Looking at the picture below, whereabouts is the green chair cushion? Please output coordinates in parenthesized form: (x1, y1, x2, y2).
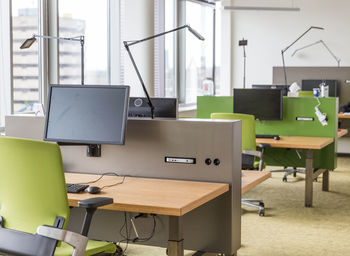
(55, 239, 117, 256)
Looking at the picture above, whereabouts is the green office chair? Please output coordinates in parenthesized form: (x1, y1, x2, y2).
(0, 137, 118, 256)
(211, 113, 270, 216)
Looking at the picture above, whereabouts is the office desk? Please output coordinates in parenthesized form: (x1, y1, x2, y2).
(338, 129, 348, 138)
(65, 173, 229, 256)
(256, 136, 334, 207)
(242, 171, 271, 194)
(338, 112, 350, 119)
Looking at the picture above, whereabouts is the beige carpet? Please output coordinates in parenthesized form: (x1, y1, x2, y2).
(119, 157, 350, 255)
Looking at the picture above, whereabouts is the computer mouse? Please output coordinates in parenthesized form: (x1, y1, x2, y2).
(274, 136, 280, 140)
(87, 186, 101, 194)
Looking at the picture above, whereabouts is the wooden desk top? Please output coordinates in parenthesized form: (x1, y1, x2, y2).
(256, 136, 333, 150)
(338, 129, 348, 138)
(338, 113, 350, 119)
(65, 173, 229, 217)
(242, 171, 271, 194)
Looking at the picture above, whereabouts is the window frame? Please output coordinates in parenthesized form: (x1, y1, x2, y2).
(8, 0, 122, 113)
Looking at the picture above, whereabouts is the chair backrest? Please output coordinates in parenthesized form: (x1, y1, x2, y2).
(299, 91, 314, 97)
(0, 137, 69, 234)
(210, 113, 256, 151)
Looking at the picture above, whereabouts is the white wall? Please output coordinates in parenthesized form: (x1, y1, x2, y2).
(124, 0, 154, 97)
(231, 0, 350, 89)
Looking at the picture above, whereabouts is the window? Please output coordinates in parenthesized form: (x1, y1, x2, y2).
(161, 0, 218, 107)
(11, 0, 39, 113)
(58, 0, 109, 85)
(0, 0, 12, 128)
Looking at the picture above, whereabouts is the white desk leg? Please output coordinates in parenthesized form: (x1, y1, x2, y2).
(305, 149, 314, 207)
(168, 216, 184, 256)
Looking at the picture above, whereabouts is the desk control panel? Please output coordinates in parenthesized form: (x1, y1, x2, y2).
(165, 157, 196, 164)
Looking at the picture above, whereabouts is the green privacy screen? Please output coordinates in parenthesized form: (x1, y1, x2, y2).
(197, 96, 338, 170)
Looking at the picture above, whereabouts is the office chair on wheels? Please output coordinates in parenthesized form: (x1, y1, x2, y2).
(211, 113, 270, 216)
(0, 137, 119, 256)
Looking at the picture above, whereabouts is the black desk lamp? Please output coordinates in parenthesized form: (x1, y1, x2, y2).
(123, 24, 204, 119)
(281, 26, 324, 85)
(20, 34, 85, 85)
(291, 40, 340, 67)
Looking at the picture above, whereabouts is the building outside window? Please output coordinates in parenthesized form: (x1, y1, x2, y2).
(58, 0, 109, 85)
(11, 0, 39, 113)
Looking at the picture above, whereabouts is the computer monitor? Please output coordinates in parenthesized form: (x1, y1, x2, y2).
(44, 85, 130, 145)
(302, 80, 338, 97)
(128, 97, 178, 118)
(252, 84, 289, 96)
(233, 88, 283, 120)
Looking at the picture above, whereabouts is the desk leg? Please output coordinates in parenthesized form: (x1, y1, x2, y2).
(322, 170, 329, 191)
(305, 149, 314, 207)
(168, 216, 184, 256)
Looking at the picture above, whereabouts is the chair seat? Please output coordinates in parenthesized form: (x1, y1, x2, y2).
(55, 239, 117, 256)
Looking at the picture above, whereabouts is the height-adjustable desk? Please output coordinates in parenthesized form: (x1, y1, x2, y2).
(256, 136, 333, 207)
(66, 173, 229, 256)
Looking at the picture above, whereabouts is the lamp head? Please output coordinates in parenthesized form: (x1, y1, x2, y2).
(20, 36, 37, 49)
(311, 26, 324, 30)
(186, 25, 205, 41)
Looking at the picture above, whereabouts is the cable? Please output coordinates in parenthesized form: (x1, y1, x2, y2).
(75, 172, 131, 190)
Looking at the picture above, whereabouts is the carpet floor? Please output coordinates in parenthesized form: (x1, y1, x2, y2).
(118, 157, 350, 256)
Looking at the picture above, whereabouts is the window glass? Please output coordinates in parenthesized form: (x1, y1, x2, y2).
(164, 0, 176, 98)
(184, 1, 214, 104)
(12, 0, 39, 113)
(59, 0, 108, 85)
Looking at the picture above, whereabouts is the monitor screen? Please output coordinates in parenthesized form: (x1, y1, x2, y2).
(252, 84, 289, 96)
(128, 97, 178, 118)
(44, 85, 130, 145)
(233, 88, 283, 120)
(301, 80, 338, 97)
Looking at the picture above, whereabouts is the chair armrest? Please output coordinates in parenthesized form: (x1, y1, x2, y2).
(243, 150, 262, 159)
(257, 143, 271, 149)
(77, 197, 113, 236)
(78, 197, 113, 209)
(36, 226, 88, 256)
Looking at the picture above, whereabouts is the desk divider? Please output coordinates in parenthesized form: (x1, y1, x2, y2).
(197, 96, 338, 170)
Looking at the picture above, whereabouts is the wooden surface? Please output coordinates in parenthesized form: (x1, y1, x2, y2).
(338, 129, 348, 138)
(241, 171, 271, 194)
(65, 173, 229, 216)
(256, 136, 333, 149)
(338, 113, 350, 119)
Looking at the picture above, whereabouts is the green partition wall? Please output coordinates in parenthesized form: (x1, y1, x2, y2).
(197, 96, 339, 170)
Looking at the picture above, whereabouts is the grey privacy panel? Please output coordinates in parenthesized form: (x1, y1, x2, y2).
(273, 66, 350, 106)
(5, 116, 242, 255)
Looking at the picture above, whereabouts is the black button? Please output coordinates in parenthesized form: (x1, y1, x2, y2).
(205, 158, 212, 165)
(213, 159, 220, 166)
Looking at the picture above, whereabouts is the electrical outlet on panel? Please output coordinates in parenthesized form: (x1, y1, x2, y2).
(345, 80, 350, 84)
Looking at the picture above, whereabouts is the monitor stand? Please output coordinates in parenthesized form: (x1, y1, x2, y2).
(87, 144, 101, 157)
(58, 142, 101, 157)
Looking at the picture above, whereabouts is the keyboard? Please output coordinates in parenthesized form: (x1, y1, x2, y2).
(256, 134, 280, 140)
(66, 183, 89, 193)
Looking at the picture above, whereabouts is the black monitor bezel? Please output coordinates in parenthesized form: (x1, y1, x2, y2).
(44, 84, 130, 145)
(233, 88, 283, 121)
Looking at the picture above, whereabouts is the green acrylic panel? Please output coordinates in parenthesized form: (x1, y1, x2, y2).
(197, 96, 338, 170)
(197, 96, 233, 118)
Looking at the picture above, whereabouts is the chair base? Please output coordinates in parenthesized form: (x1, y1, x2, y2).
(270, 167, 305, 182)
(241, 199, 265, 216)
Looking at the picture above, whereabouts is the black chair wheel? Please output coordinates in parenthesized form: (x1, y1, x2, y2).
(293, 172, 297, 177)
(283, 177, 287, 182)
(259, 202, 265, 207)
